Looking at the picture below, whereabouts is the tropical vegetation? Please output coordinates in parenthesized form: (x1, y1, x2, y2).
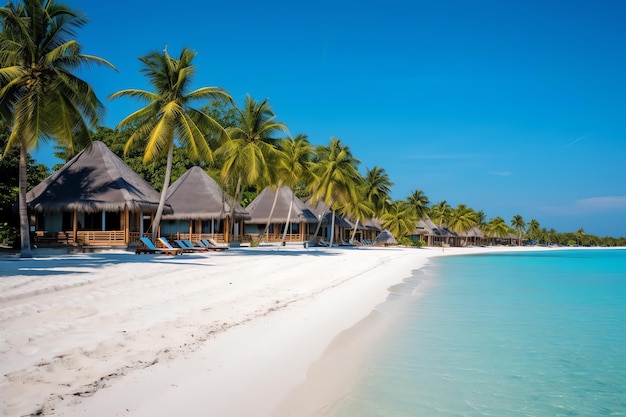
(1, 0, 625, 252)
(0, 0, 115, 256)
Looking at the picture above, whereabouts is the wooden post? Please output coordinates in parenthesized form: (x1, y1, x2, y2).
(72, 208, 78, 244)
(124, 206, 129, 243)
(224, 217, 230, 242)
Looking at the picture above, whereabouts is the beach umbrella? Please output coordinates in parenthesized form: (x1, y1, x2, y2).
(374, 229, 398, 246)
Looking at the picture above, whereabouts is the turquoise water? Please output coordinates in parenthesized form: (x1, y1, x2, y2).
(328, 249, 626, 417)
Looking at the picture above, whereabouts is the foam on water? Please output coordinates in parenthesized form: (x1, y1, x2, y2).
(326, 249, 626, 417)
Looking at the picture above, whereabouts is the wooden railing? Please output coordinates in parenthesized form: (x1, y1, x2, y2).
(163, 233, 227, 244)
(76, 230, 126, 245)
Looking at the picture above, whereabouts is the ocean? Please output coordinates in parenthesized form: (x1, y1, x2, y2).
(326, 249, 626, 417)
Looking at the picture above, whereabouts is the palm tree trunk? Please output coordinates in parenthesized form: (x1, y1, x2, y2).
(279, 194, 294, 247)
(151, 141, 174, 242)
(229, 175, 242, 241)
(19, 144, 33, 258)
(263, 182, 282, 242)
(350, 217, 360, 242)
(329, 209, 336, 247)
(310, 200, 332, 243)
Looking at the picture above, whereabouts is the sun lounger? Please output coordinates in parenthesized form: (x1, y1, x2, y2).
(136, 237, 184, 255)
(158, 237, 196, 253)
(317, 237, 330, 247)
(200, 238, 229, 250)
(175, 239, 209, 252)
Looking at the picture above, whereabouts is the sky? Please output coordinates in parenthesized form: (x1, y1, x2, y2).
(31, 0, 626, 237)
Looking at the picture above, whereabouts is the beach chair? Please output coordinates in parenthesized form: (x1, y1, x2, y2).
(157, 237, 192, 253)
(175, 239, 209, 252)
(136, 237, 184, 255)
(201, 238, 229, 250)
(317, 237, 330, 247)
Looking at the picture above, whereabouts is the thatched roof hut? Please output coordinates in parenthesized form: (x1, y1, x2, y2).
(306, 200, 352, 228)
(244, 186, 318, 243)
(162, 166, 249, 221)
(27, 141, 169, 214)
(246, 186, 317, 224)
(374, 229, 398, 246)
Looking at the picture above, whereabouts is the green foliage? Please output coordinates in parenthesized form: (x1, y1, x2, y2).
(0, 132, 50, 245)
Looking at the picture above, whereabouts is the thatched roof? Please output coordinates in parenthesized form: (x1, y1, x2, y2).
(362, 217, 383, 232)
(306, 200, 352, 228)
(417, 217, 456, 237)
(411, 219, 431, 235)
(374, 229, 398, 245)
(457, 226, 485, 238)
(162, 166, 250, 221)
(27, 141, 170, 214)
(245, 186, 318, 224)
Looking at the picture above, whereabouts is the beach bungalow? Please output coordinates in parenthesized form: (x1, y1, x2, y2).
(160, 166, 250, 243)
(243, 186, 318, 243)
(361, 217, 383, 243)
(27, 141, 169, 247)
(306, 200, 353, 245)
(343, 216, 383, 244)
(456, 226, 488, 247)
(409, 217, 456, 247)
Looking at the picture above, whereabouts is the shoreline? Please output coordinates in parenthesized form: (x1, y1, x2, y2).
(0, 245, 587, 416)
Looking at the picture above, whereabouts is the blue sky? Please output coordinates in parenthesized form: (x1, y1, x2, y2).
(33, 0, 626, 237)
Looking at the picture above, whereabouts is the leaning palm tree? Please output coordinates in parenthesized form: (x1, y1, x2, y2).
(308, 137, 361, 246)
(510, 214, 526, 246)
(0, 0, 115, 257)
(343, 185, 374, 243)
(109, 47, 231, 241)
(216, 95, 288, 239)
(275, 134, 312, 245)
(345, 166, 391, 242)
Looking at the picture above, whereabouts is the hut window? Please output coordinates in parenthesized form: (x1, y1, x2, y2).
(36, 213, 45, 231)
(62, 212, 73, 230)
(83, 212, 102, 230)
(105, 211, 121, 230)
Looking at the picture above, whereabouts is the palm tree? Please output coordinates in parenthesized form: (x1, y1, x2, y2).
(308, 137, 361, 246)
(0, 0, 115, 257)
(345, 166, 392, 242)
(407, 189, 430, 220)
(448, 204, 478, 245)
(526, 219, 540, 244)
(363, 166, 393, 215)
(110, 47, 231, 241)
(217, 95, 287, 239)
(429, 200, 452, 245)
(510, 214, 526, 246)
(276, 134, 312, 245)
(380, 200, 417, 241)
(576, 227, 585, 246)
(486, 216, 509, 245)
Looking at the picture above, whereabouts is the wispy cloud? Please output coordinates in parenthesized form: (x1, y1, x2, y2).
(541, 196, 626, 215)
(565, 135, 588, 147)
(488, 171, 511, 176)
(575, 196, 626, 211)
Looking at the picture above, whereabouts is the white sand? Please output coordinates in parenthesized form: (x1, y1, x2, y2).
(0, 244, 551, 417)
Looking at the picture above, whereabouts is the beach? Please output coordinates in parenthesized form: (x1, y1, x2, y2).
(0, 244, 547, 417)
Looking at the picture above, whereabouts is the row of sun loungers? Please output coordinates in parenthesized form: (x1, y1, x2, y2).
(135, 237, 229, 255)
